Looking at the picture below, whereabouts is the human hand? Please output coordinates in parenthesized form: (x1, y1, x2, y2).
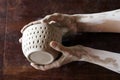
(20, 38, 120, 73)
(19, 29, 83, 71)
(42, 13, 77, 32)
(30, 41, 85, 71)
(21, 13, 77, 33)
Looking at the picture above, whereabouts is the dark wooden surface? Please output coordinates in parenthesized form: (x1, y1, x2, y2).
(0, 0, 120, 80)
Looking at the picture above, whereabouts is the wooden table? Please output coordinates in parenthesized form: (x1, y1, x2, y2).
(0, 0, 120, 80)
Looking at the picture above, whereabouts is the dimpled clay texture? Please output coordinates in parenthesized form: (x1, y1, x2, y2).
(22, 22, 62, 65)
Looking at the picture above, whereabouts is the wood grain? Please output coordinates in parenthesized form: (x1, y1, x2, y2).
(2, 0, 120, 80)
(0, 0, 6, 79)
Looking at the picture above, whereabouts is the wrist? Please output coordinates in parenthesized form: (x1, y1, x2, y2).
(68, 45, 90, 61)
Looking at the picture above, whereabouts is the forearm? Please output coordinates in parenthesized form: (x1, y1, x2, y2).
(72, 9, 120, 32)
(77, 45, 120, 73)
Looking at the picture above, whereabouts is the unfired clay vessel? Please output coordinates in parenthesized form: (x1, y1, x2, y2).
(22, 21, 62, 65)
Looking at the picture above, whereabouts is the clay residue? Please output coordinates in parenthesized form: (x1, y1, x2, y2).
(88, 53, 119, 68)
(80, 47, 119, 68)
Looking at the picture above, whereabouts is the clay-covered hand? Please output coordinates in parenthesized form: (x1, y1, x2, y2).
(30, 41, 84, 71)
(42, 13, 77, 32)
(21, 13, 77, 33)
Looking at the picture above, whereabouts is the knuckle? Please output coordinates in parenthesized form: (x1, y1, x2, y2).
(45, 15, 51, 19)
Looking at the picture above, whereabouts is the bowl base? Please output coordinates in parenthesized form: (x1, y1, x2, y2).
(29, 51, 54, 65)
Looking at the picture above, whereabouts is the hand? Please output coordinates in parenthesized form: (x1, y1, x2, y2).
(21, 13, 77, 33)
(42, 13, 77, 32)
(30, 41, 85, 71)
(19, 34, 83, 71)
(20, 39, 120, 73)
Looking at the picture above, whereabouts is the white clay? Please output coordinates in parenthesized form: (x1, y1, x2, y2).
(79, 46, 120, 74)
(22, 22, 62, 65)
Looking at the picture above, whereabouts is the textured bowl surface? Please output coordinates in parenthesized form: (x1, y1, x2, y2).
(22, 23, 62, 64)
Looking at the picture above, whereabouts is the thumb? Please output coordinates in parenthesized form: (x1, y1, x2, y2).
(49, 41, 68, 53)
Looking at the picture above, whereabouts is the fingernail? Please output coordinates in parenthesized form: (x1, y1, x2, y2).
(51, 41, 57, 48)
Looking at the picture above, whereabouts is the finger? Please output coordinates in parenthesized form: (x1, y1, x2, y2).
(30, 63, 40, 69)
(31, 55, 65, 71)
(31, 54, 71, 71)
(42, 15, 52, 23)
(30, 63, 54, 71)
(42, 13, 63, 23)
(49, 41, 68, 53)
(30, 63, 46, 71)
(43, 55, 65, 70)
(43, 62, 59, 70)
(21, 20, 41, 33)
